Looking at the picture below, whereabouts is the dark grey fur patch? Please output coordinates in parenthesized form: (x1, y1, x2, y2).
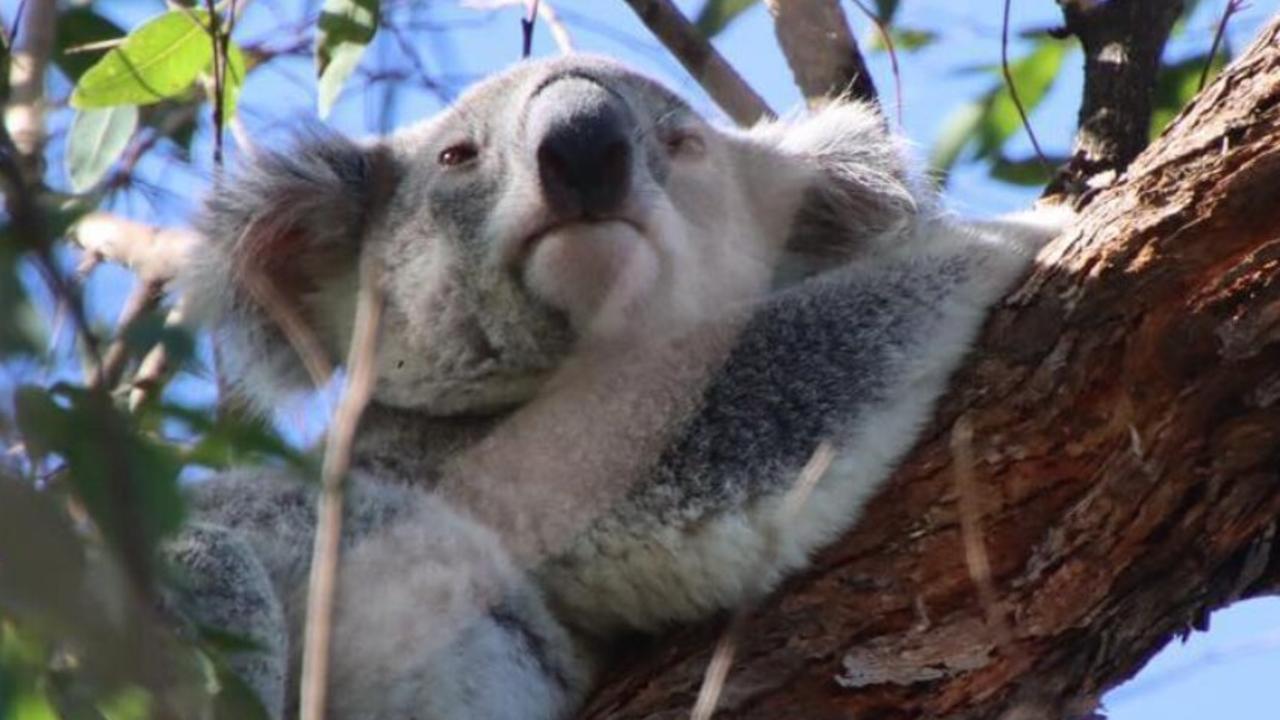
(634, 256, 971, 520)
(489, 600, 572, 693)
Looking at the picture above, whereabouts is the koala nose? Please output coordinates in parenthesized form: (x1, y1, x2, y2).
(530, 78, 633, 217)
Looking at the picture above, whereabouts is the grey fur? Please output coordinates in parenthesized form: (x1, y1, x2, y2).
(172, 55, 1069, 718)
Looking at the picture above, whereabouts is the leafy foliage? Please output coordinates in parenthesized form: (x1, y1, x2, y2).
(70, 10, 219, 109)
(929, 37, 1067, 183)
(65, 106, 139, 192)
(695, 0, 759, 38)
(316, 0, 380, 118)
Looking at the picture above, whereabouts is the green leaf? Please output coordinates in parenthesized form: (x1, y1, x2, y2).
(928, 100, 983, 182)
(974, 38, 1067, 157)
(70, 10, 214, 109)
(65, 106, 139, 192)
(97, 686, 151, 720)
(316, 0, 379, 119)
(865, 27, 938, 53)
(54, 7, 126, 82)
(158, 403, 311, 472)
(15, 386, 187, 561)
(1151, 53, 1226, 138)
(694, 0, 759, 38)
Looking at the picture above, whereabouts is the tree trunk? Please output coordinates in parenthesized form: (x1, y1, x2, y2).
(581, 15, 1280, 720)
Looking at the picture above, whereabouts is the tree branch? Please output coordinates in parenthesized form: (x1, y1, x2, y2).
(1050, 0, 1184, 196)
(765, 0, 878, 107)
(4, 0, 55, 184)
(584, 13, 1280, 719)
(621, 0, 773, 125)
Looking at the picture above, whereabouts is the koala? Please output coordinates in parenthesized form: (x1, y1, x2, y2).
(175, 54, 1067, 719)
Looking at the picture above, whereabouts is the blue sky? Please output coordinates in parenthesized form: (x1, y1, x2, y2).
(5, 0, 1278, 717)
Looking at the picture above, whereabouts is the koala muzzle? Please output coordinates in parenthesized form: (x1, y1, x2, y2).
(529, 77, 634, 219)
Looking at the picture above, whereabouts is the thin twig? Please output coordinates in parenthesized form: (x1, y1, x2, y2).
(72, 212, 201, 283)
(620, 0, 773, 125)
(1001, 0, 1050, 169)
(690, 442, 836, 719)
(89, 278, 166, 392)
(129, 298, 191, 412)
(6, 0, 54, 184)
(204, 0, 229, 167)
(1200, 0, 1248, 91)
(465, 0, 573, 54)
(2, 0, 27, 54)
(849, 0, 903, 124)
(522, 0, 540, 58)
(298, 258, 384, 720)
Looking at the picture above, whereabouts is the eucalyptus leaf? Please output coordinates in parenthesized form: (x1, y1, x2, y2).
(316, 0, 379, 118)
(694, 0, 759, 38)
(65, 106, 139, 192)
(53, 7, 126, 82)
(16, 386, 186, 561)
(70, 10, 214, 109)
(866, 27, 937, 53)
(975, 38, 1067, 157)
(928, 100, 983, 182)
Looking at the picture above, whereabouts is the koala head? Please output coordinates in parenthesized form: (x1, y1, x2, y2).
(184, 55, 920, 416)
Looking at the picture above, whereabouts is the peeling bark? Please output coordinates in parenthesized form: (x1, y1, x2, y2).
(582, 14, 1280, 720)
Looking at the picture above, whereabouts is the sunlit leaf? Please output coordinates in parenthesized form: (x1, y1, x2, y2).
(98, 686, 151, 720)
(70, 10, 214, 109)
(865, 27, 937, 53)
(65, 105, 139, 192)
(928, 100, 983, 182)
(975, 38, 1067, 157)
(316, 0, 379, 118)
(694, 0, 760, 38)
(157, 403, 312, 472)
(54, 7, 126, 82)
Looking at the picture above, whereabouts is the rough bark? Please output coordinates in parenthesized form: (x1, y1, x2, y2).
(582, 14, 1280, 720)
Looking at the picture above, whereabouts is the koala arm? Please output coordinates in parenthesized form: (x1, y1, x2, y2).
(541, 210, 1061, 635)
(163, 522, 288, 719)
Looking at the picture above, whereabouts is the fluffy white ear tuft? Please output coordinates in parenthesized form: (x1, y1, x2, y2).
(748, 101, 928, 264)
(179, 131, 400, 413)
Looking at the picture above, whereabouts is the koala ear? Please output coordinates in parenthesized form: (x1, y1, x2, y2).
(182, 130, 400, 411)
(749, 101, 924, 264)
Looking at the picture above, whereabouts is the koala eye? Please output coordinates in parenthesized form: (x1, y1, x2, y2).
(438, 142, 479, 167)
(663, 129, 706, 160)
